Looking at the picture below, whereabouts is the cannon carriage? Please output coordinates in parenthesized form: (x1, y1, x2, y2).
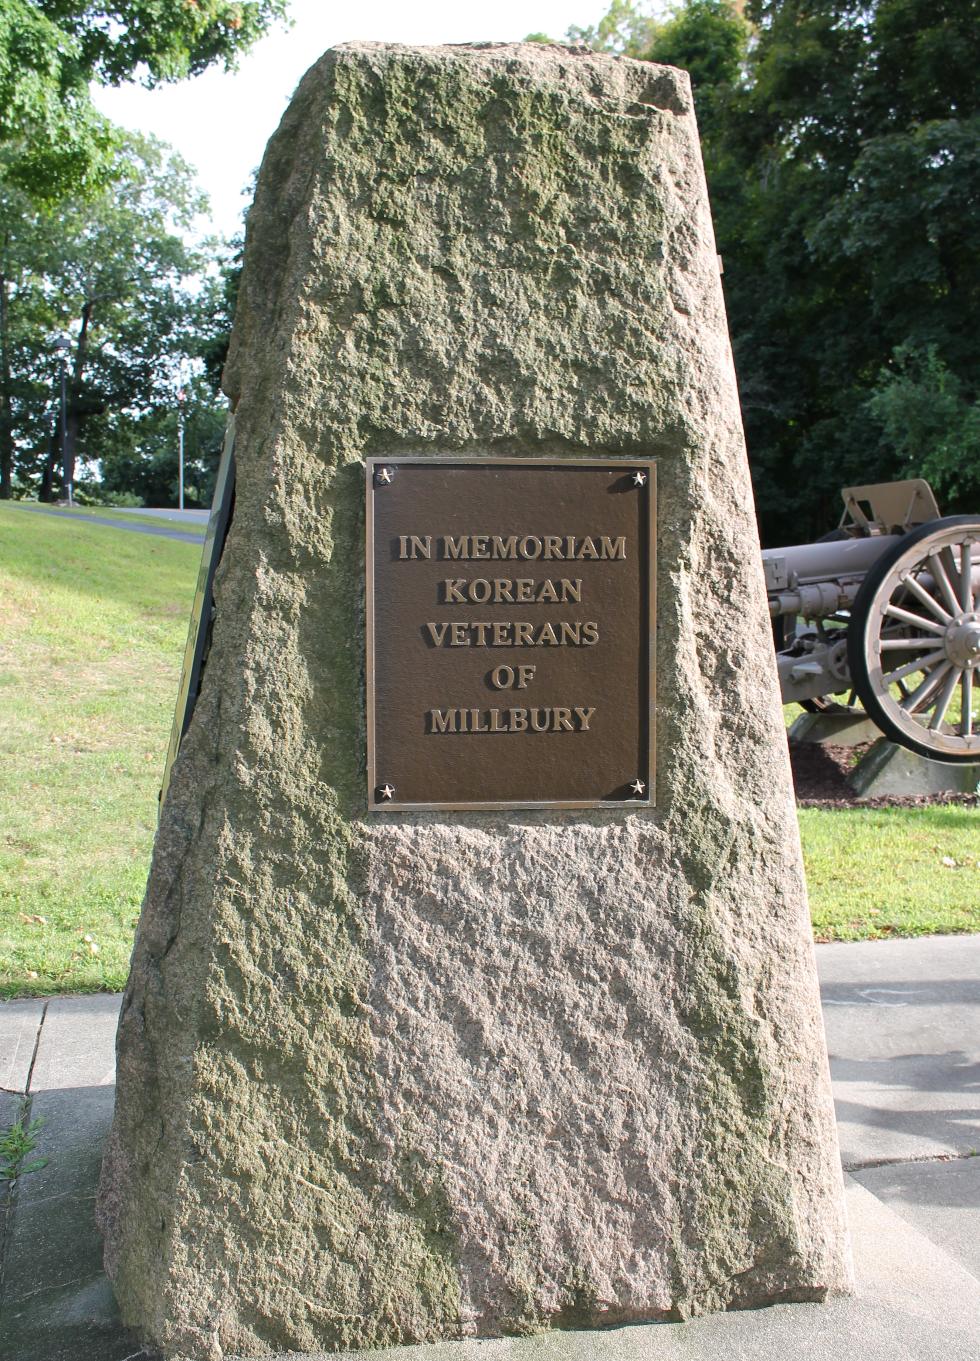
(765, 480, 980, 764)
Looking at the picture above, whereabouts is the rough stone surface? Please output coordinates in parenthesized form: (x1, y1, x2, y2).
(98, 41, 850, 1360)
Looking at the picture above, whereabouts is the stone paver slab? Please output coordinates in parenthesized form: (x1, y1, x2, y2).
(15, 1085, 115, 1206)
(0, 1086, 23, 1131)
(0, 997, 46, 1092)
(852, 1156, 980, 1280)
(2, 1191, 104, 1303)
(816, 936, 980, 1167)
(0, 1274, 153, 1361)
(29, 994, 121, 1093)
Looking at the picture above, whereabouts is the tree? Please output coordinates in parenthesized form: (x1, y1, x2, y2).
(566, 0, 660, 54)
(526, 0, 658, 53)
(561, 0, 980, 542)
(0, 133, 228, 501)
(96, 374, 228, 507)
(867, 345, 980, 504)
(720, 0, 980, 539)
(0, 0, 288, 201)
(646, 0, 748, 142)
(0, 1, 112, 202)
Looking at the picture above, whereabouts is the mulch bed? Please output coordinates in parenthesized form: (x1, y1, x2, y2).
(789, 739, 979, 810)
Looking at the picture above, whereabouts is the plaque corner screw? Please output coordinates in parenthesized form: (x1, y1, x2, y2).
(632, 470, 647, 487)
(629, 778, 646, 797)
(375, 466, 394, 486)
(378, 783, 395, 801)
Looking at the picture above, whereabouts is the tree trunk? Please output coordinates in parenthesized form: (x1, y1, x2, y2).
(63, 407, 81, 495)
(0, 272, 12, 499)
(61, 300, 93, 496)
(39, 420, 58, 501)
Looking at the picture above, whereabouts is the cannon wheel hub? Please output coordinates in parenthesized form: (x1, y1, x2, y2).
(944, 614, 980, 669)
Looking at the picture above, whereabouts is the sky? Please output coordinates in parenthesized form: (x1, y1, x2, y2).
(92, 0, 598, 241)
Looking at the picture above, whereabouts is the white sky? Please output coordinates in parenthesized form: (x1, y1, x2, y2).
(92, 1, 598, 240)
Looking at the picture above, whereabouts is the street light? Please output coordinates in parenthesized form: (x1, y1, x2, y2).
(54, 336, 72, 505)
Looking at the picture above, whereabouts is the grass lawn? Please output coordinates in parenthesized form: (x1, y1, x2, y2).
(0, 504, 196, 999)
(803, 805, 978, 941)
(0, 503, 977, 998)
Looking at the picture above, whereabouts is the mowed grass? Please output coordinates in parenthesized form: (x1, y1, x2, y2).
(802, 805, 978, 941)
(0, 504, 197, 998)
(0, 504, 977, 998)
(783, 705, 979, 937)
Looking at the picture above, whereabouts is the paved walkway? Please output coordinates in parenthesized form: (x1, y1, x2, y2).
(1, 936, 978, 1360)
(5, 503, 206, 544)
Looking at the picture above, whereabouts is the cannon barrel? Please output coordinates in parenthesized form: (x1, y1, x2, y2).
(764, 535, 901, 619)
(766, 536, 980, 620)
(767, 495, 979, 764)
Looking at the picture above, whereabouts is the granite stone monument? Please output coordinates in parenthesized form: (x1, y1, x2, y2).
(98, 40, 851, 1360)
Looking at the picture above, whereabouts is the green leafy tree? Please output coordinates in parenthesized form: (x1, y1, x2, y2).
(646, 0, 749, 139)
(566, 0, 660, 53)
(197, 240, 244, 399)
(0, 175, 57, 496)
(0, 134, 228, 502)
(96, 374, 228, 507)
(867, 345, 980, 503)
(559, 0, 979, 541)
(0, 2, 113, 201)
(719, 0, 980, 539)
(0, 0, 289, 201)
(525, 0, 658, 53)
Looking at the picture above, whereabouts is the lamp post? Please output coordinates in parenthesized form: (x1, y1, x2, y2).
(54, 336, 72, 504)
(177, 386, 186, 511)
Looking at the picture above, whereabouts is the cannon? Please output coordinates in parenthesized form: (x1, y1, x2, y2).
(766, 480, 980, 764)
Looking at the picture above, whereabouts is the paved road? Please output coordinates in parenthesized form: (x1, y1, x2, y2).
(1, 935, 978, 1361)
(108, 507, 210, 525)
(4, 503, 206, 544)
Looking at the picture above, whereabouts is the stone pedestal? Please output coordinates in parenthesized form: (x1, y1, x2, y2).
(849, 739, 980, 799)
(789, 710, 881, 747)
(98, 42, 850, 1360)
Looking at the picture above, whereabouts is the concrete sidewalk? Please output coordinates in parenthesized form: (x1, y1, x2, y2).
(2, 936, 978, 1361)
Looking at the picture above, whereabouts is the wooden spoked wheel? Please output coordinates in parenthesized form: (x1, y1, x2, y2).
(848, 517, 980, 763)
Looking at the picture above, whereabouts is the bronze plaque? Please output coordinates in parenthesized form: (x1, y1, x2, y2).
(366, 458, 656, 811)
